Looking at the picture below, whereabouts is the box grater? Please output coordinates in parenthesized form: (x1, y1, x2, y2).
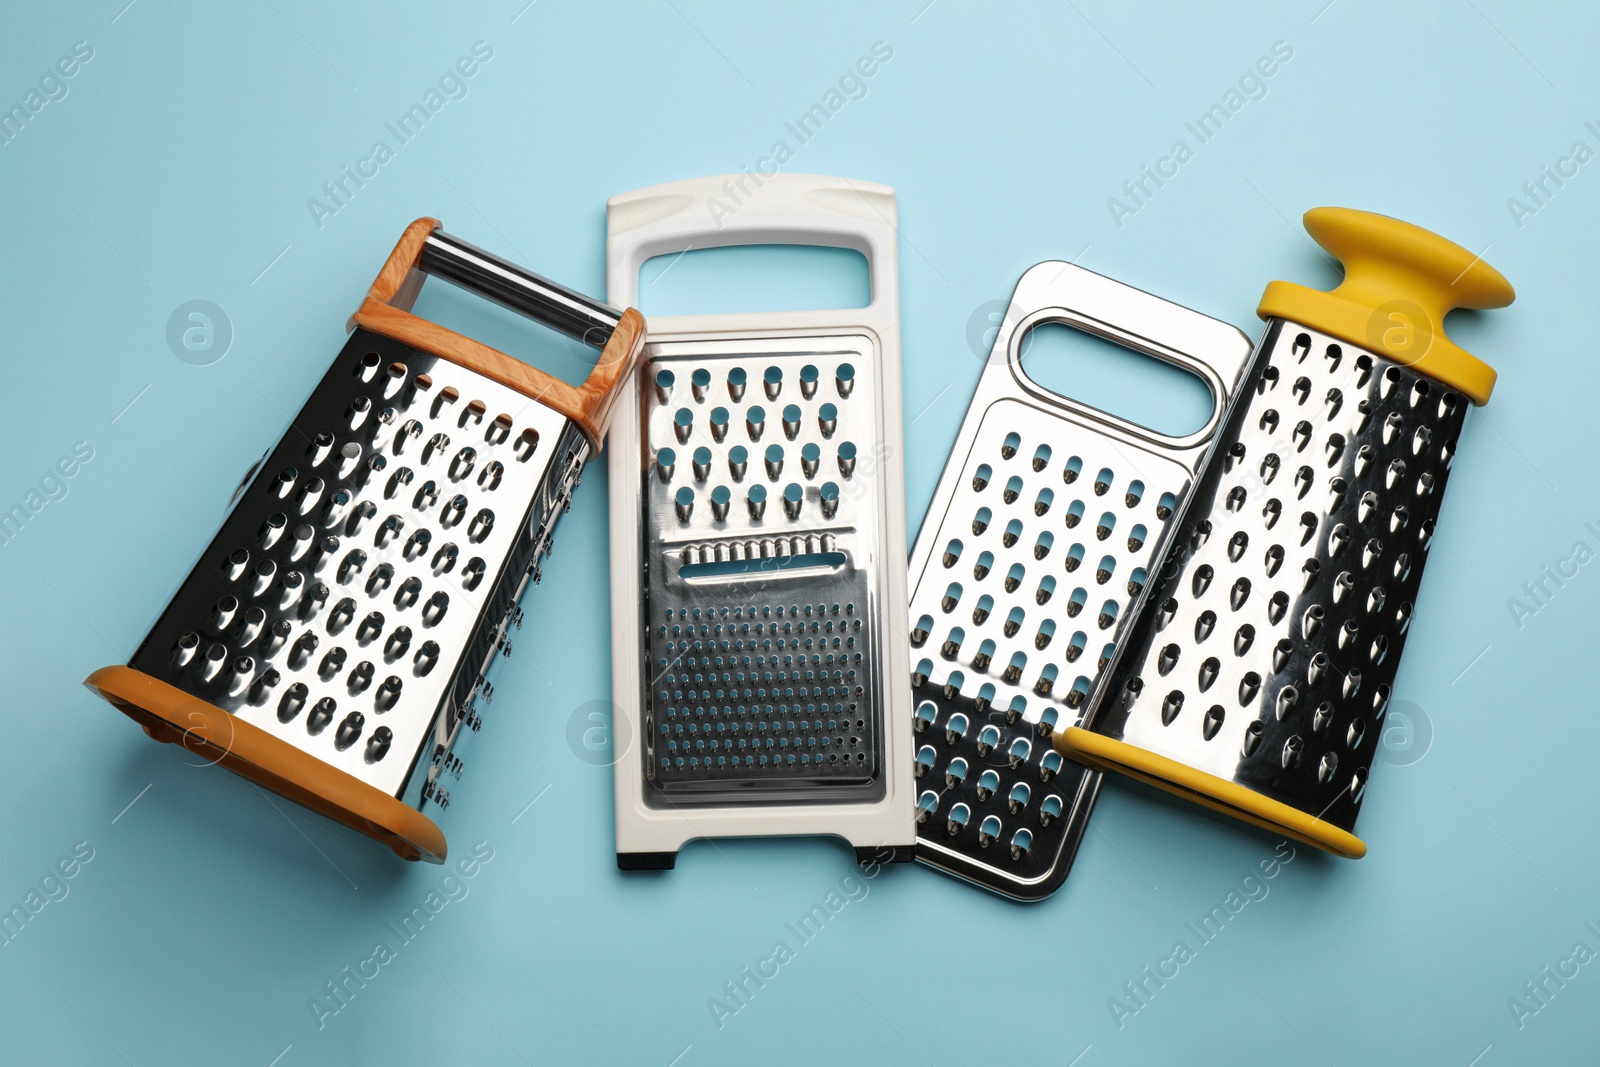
(907, 262, 1254, 899)
(85, 218, 645, 863)
(605, 174, 915, 869)
(1061, 208, 1514, 857)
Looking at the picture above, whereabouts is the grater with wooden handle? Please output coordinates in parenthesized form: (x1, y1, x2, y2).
(907, 262, 1254, 898)
(1060, 208, 1514, 857)
(86, 219, 645, 863)
(606, 174, 916, 870)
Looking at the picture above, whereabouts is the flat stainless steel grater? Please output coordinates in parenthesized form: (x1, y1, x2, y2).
(907, 263, 1254, 899)
(86, 218, 645, 863)
(1061, 208, 1514, 857)
(606, 174, 915, 870)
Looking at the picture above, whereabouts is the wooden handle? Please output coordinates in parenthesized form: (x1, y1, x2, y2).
(575, 307, 644, 446)
(349, 217, 646, 450)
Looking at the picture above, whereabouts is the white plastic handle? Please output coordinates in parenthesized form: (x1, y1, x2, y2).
(605, 173, 898, 315)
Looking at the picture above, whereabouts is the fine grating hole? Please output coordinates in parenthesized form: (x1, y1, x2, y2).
(365, 726, 393, 763)
(430, 385, 460, 419)
(942, 538, 963, 568)
(420, 591, 449, 627)
(1040, 794, 1063, 825)
(1004, 564, 1025, 595)
(515, 428, 540, 462)
(973, 550, 994, 581)
(393, 576, 421, 610)
(467, 508, 495, 543)
(449, 447, 476, 482)
(278, 682, 308, 723)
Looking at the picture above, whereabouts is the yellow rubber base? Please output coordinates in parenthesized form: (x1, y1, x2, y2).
(1058, 726, 1367, 859)
(86, 666, 446, 863)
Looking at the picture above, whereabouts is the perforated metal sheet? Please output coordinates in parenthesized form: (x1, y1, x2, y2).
(639, 337, 888, 802)
(905, 262, 1253, 898)
(908, 403, 1194, 882)
(130, 328, 585, 810)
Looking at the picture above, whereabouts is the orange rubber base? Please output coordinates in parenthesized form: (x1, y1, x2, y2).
(85, 666, 446, 863)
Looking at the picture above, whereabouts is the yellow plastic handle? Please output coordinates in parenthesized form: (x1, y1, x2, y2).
(1257, 207, 1514, 404)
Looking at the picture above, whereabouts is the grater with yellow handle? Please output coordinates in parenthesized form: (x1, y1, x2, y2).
(1060, 208, 1514, 857)
(85, 219, 645, 863)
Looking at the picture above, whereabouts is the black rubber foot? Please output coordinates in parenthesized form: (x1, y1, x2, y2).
(617, 851, 677, 871)
(855, 844, 916, 866)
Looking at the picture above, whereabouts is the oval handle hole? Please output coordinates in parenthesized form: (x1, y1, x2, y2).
(1017, 321, 1215, 437)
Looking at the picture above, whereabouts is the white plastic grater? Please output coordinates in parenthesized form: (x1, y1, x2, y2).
(87, 219, 644, 863)
(605, 174, 915, 870)
(906, 262, 1253, 898)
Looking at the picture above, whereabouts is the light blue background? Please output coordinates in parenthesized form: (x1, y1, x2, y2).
(2, 1, 1595, 1063)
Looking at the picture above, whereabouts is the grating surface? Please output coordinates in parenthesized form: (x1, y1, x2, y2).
(130, 328, 585, 805)
(900, 260, 1257, 897)
(640, 338, 888, 799)
(1089, 322, 1468, 831)
(907, 399, 1193, 895)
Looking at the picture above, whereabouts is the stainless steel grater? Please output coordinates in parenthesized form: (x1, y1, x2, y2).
(641, 342, 885, 800)
(906, 263, 1253, 899)
(1061, 208, 1514, 857)
(606, 174, 915, 869)
(87, 218, 645, 863)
